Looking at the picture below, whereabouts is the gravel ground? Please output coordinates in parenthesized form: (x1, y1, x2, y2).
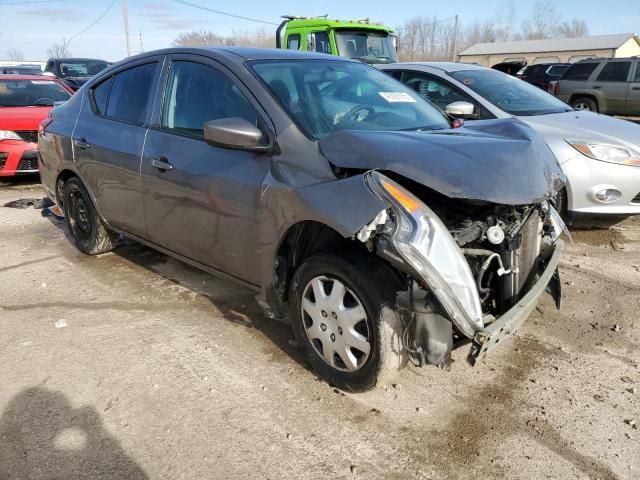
(1, 178, 639, 480)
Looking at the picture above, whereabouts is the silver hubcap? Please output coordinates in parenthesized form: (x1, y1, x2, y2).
(301, 276, 371, 372)
(574, 102, 590, 110)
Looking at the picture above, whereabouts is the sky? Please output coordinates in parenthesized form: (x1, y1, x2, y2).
(2, 0, 639, 61)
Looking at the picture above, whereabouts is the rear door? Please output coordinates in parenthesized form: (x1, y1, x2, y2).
(594, 60, 632, 115)
(627, 60, 640, 116)
(140, 55, 272, 283)
(72, 58, 162, 236)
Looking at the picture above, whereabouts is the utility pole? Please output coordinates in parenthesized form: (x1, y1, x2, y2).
(451, 14, 459, 62)
(121, 0, 131, 57)
(139, 30, 144, 53)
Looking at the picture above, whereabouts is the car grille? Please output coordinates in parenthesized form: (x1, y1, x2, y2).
(15, 130, 38, 143)
(17, 150, 39, 172)
(631, 193, 640, 205)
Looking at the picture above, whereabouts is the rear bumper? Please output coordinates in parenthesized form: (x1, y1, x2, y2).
(0, 140, 39, 177)
(468, 239, 564, 364)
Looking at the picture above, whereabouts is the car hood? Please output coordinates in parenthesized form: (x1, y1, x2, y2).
(520, 110, 640, 151)
(318, 118, 564, 205)
(0, 106, 52, 130)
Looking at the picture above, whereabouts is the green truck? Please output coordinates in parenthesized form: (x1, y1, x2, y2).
(276, 15, 398, 64)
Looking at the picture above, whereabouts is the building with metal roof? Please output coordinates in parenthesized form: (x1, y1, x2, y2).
(458, 33, 640, 66)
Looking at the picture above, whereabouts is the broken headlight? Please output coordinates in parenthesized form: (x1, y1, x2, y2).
(364, 171, 484, 337)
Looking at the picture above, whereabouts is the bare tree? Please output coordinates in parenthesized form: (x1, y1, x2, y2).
(6, 49, 25, 61)
(557, 18, 589, 38)
(521, 0, 561, 40)
(172, 30, 225, 47)
(46, 41, 71, 59)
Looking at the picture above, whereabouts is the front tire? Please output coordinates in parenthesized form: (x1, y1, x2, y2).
(62, 177, 118, 255)
(289, 253, 406, 392)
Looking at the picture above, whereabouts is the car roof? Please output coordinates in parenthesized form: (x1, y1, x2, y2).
(0, 74, 63, 81)
(382, 62, 489, 73)
(49, 57, 109, 62)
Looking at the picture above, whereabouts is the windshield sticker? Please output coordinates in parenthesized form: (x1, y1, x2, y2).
(31, 80, 57, 85)
(378, 92, 416, 103)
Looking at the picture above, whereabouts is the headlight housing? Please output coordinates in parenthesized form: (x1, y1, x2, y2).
(566, 139, 640, 166)
(0, 130, 22, 141)
(364, 171, 484, 337)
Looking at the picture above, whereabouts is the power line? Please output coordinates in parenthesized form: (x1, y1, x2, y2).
(66, 0, 117, 45)
(170, 0, 279, 26)
(0, 0, 59, 4)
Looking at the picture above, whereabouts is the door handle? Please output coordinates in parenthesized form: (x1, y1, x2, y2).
(150, 157, 173, 171)
(632, 86, 640, 90)
(73, 137, 91, 149)
(592, 85, 601, 89)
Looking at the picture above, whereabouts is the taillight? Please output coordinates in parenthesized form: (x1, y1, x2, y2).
(548, 81, 560, 95)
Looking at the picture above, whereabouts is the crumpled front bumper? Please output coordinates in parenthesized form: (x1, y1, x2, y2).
(467, 239, 564, 365)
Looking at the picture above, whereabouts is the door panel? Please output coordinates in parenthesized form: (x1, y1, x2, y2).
(141, 58, 271, 284)
(73, 60, 161, 236)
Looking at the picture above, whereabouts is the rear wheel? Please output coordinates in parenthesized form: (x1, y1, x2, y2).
(62, 177, 118, 255)
(289, 253, 406, 392)
(570, 97, 598, 112)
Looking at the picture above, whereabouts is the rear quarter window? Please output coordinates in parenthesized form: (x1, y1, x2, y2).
(596, 61, 631, 82)
(561, 62, 598, 81)
(91, 77, 113, 115)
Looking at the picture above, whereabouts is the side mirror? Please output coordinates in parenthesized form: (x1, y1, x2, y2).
(445, 101, 478, 120)
(203, 118, 268, 152)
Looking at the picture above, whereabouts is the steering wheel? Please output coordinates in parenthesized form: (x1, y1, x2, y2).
(34, 97, 55, 106)
(337, 104, 375, 126)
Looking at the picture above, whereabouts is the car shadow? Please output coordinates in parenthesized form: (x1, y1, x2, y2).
(0, 387, 148, 479)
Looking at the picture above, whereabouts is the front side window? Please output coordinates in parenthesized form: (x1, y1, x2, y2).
(597, 62, 631, 82)
(162, 61, 257, 138)
(402, 72, 470, 110)
(286, 34, 300, 50)
(0, 79, 71, 107)
(106, 62, 157, 124)
(450, 69, 571, 116)
(252, 60, 449, 139)
(310, 31, 331, 54)
(562, 62, 598, 81)
(334, 30, 398, 63)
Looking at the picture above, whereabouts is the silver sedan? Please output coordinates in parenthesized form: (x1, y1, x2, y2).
(379, 62, 640, 217)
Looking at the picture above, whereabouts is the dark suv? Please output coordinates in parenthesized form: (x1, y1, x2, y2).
(39, 47, 564, 391)
(550, 58, 640, 115)
(519, 63, 570, 90)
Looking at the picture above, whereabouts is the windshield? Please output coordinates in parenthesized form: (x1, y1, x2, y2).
(59, 61, 108, 78)
(0, 79, 71, 107)
(335, 30, 398, 63)
(252, 60, 450, 139)
(450, 69, 572, 116)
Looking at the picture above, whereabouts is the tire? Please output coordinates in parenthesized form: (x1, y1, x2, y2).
(62, 177, 118, 255)
(553, 187, 568, 220)
(570, 97, 598, 112)
(289, 253, 406, 392)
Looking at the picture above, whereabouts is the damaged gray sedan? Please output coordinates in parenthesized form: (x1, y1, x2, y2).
(39, 48, 566, 391)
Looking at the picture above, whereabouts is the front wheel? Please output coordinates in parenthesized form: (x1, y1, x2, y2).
(289, 253, 406, 392)
(62, 177, 118, 255)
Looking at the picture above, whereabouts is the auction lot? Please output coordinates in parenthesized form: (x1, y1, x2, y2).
(0, 177, 639, 479)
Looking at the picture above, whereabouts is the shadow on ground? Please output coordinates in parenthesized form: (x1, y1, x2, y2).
(0, 387, 148, 480)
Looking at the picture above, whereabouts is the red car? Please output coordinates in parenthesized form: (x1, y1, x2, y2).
(0, 75, 73, 177)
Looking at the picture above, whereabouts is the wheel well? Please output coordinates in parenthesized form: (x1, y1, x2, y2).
(268, 221, 374, 318)
(568, 94, 598, 109)
(55, 169, 78, 205)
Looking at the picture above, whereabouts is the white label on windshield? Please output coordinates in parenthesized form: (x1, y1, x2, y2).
(378, 92, 416, 103)
(31, 80, 56, 85)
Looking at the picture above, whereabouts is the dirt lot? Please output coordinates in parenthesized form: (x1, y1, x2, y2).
(1, 178, 639, 480)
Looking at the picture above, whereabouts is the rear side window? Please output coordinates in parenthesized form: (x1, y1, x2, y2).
(286, 34, 300, 50)
(92, 76, 113, 114)
(562, 62, 598, 81)
(161, 61, 257, 138)
(105, 62, 157, 124)
(547, 65, 568, 76)
(597, 61, 631, 82)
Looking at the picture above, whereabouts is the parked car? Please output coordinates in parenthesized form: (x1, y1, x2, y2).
(380, 62, 640, 218)
(40, 48, 564, 391)
(548, 58, 640, 115)
(519, 63, 570, 90)
(491, 60, 527, 76)
(0, 65, 42, 75)
(0, 75, 72, 177)
(44, 57, 110, 91)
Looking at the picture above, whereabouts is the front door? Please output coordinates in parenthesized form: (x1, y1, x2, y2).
(141, 56, 272, 284)
(72, 59, 161, 236)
